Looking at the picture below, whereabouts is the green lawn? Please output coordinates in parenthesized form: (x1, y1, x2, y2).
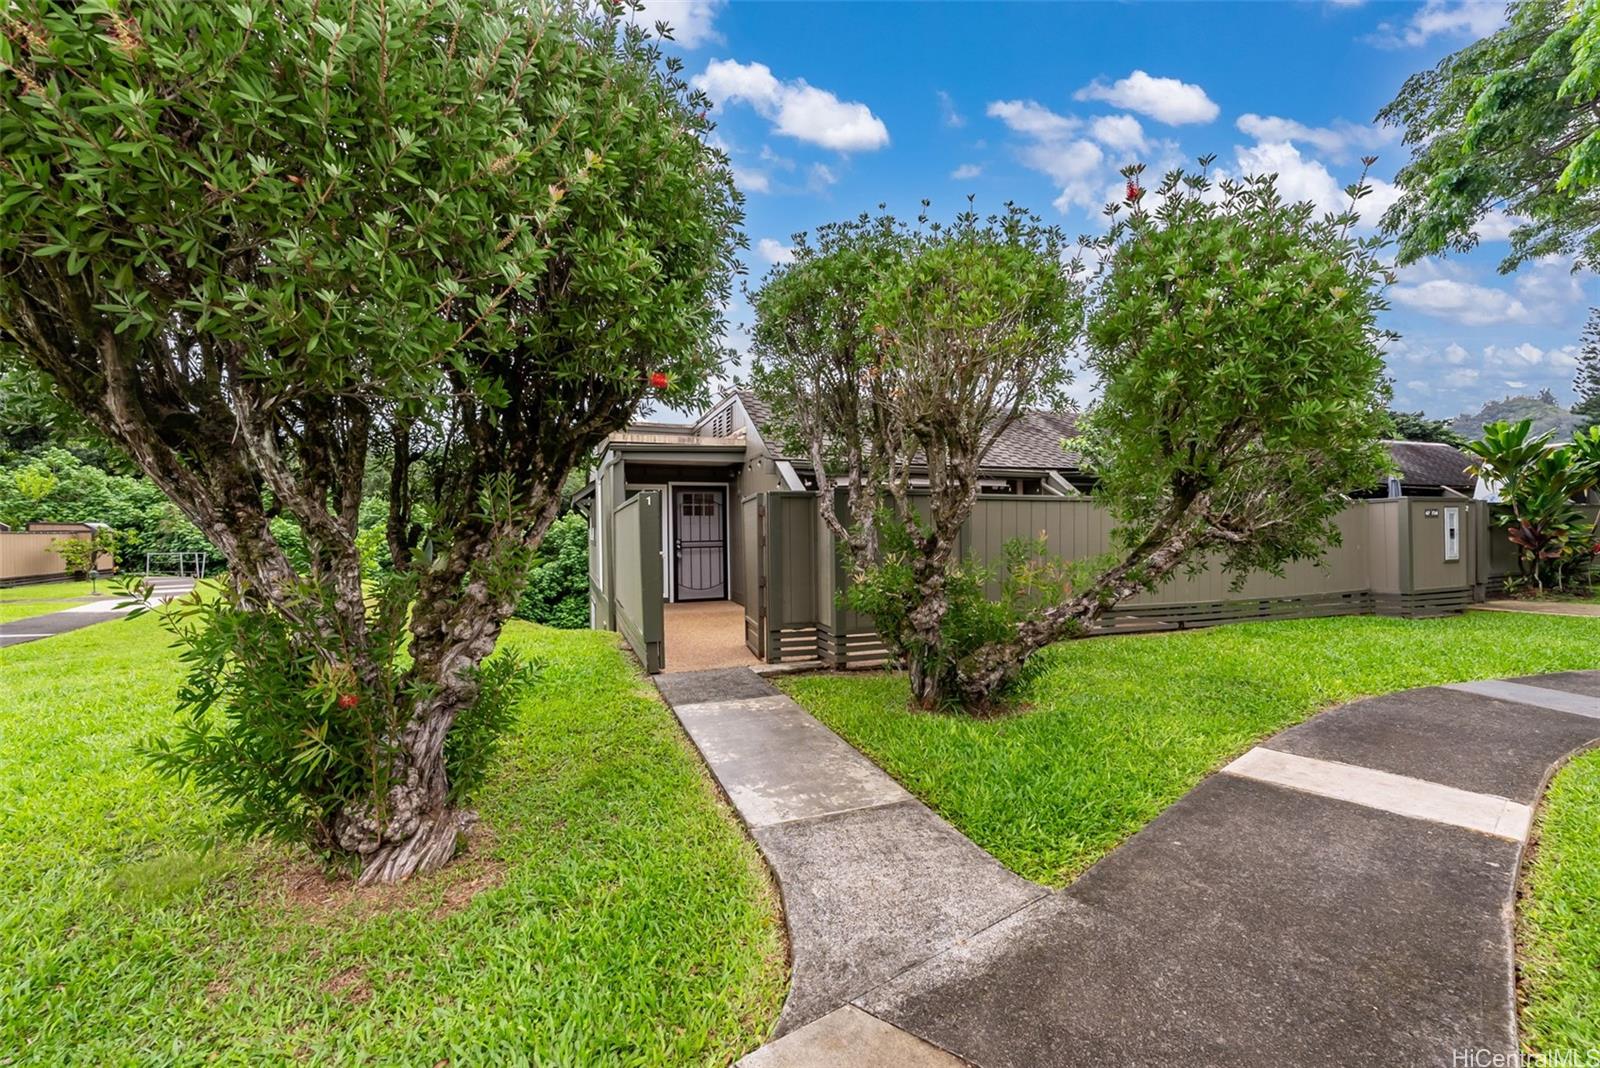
(0, 580, 112, 623)
(0, 615, 784, 1065)
(777, 611, 1600, 887)
(0, 580, 104, 601)
(1520, 747, 1600, 1053)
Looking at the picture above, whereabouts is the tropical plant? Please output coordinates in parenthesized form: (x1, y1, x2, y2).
(1465, 419, 1600, 590)
(0, 0, 739, 882)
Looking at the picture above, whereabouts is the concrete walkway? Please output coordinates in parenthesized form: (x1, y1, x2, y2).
(653, 669, 1046, 1043)
(656, 668, 1600, 1067)
(0, 578, 195, 648)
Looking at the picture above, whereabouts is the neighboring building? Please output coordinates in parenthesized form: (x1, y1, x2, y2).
(1365, 440, 1476, 499)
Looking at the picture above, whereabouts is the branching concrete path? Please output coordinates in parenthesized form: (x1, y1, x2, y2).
(0, 578, 195, 649)
(657, 668, 1600, 1068)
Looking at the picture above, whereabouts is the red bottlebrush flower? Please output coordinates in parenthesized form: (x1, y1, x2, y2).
(1125, 180, 1143, 202)
(649, 371, 669, 390)
(337, 693, 359, 710)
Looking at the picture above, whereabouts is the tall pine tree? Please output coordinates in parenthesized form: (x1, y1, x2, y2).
(1574, 308, 1600, 432)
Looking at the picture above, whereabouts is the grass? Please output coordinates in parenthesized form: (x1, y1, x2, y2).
(0, 579, 105, 601)
(1520, 747, 1600, 1053)
(777, 610, 1600, 887)
(0, 580, 112, 623)
(0, 614, 785, 1065)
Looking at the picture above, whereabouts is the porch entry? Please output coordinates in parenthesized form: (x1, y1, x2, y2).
(672, 486, 726, 601)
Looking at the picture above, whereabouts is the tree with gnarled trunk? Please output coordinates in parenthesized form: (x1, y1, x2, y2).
(754, 165, 1393, 712)
(0, 0, 740, 882)
(753, 203, 1085, 709)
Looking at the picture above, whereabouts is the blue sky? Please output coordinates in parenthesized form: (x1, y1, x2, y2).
(638, 0, 1593, 422)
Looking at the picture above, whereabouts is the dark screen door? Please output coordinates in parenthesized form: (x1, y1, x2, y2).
(673, 487, 726, 601)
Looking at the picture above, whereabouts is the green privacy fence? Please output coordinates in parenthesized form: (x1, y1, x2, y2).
(747, 492, 1488, 666)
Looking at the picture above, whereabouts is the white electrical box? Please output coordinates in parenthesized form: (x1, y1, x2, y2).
(1443, 506, 1460, 562)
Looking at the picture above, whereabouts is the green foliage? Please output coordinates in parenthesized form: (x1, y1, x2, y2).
(1465, 418, 1600, 590)
(0, 0, 741, 870)
(1385, 408, 1468, 446)
(144, 574, 534, 852)
(844, 516, 1092, 709)
(513, 512, 589, 629)
(1575, 308, 1600, 433)
(0, 447, 208, 560)
(1082, 162, 1393, 583)
(751, 203, 1086, 709)
(1378, 0, 1600, 270)
(1, 615, 785, 1063)
(780, 611, 1600, 886)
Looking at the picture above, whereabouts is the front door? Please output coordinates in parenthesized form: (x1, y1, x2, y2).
(673, 487, 727, 601)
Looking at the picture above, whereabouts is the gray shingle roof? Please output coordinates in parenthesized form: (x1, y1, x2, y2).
(735, 389, 1080, 472)
(1385, 440, 1474, 490)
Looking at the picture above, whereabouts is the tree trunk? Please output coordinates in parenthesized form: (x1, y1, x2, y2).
(334, 703, 476, 886)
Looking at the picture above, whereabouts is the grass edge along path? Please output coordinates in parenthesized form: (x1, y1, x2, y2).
(0, 614, 785, 1066)
(1519, 745, 1600, 1055)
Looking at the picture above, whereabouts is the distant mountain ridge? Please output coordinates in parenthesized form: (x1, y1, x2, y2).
(1450, 392, 1582, 442)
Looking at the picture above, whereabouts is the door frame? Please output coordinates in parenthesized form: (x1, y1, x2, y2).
(668, 481, 730, 602)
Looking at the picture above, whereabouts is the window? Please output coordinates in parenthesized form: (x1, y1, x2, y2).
(1443, 506, 1460, 562)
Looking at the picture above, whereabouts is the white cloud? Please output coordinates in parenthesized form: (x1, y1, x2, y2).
(1367, 0, 1504, 48)
(1221, 140, 1396, 228)
(986, 99, 1079, 139)
(938, 90, 966, 129)
(731, 165, 770, 193)
(1513, 256, 1585, 312)
(630, 0, 724, 48)
(1234, 113, 1393, 162)
(1074, 70, 1219, 125)
(1089, 114, 1146, 152)
(1390, 277, 1532, 325)
(1475, 209, 1521, 242)
(950, 163, 983, 180)
(693, 59, 889, 152)
(756, 238, 795, 264)
(806, 162, 838, 192)
(1230, 141, 1347, 213)
(759, 145, 796, 171)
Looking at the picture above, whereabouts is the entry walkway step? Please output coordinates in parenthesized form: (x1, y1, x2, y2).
(653, 668, 1045, 1039)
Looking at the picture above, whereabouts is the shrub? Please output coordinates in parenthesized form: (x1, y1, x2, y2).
(514, 513, 590, 629)
(144, 574, 536, 854)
